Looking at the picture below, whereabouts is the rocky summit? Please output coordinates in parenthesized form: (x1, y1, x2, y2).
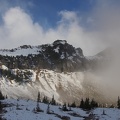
(0, 40, 86, 72)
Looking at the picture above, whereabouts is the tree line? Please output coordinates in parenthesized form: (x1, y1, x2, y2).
(1, 91, 120, 112)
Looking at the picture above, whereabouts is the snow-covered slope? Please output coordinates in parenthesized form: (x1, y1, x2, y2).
(0, 69, 83, 103)
(1, 99, 120, 120)
(0, 67, 106, 104)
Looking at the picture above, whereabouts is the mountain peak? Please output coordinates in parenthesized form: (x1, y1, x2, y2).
(19, 45, 32, 49)
(0, 40, 85, 72)
(53, 39, 67, 45)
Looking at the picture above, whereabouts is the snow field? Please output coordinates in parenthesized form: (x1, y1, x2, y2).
(1, 99, 120, 120)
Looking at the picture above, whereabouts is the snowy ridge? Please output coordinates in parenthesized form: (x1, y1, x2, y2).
(0, 46, 41, 56)
(0, 40, 68, 57)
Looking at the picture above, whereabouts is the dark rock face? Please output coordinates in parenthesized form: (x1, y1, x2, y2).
(0, 40, 86, 72)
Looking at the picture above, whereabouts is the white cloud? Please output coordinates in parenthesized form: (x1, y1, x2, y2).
(3, 2, 120, 57)
(0, 7, 44, 48)
(0, 7, 106, 56)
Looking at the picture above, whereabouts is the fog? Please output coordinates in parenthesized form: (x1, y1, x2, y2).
(88, 0, 120, 101)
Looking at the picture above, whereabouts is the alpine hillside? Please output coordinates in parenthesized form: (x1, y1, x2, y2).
(0, 40, 85, 72)
(0, 40, 111, 104)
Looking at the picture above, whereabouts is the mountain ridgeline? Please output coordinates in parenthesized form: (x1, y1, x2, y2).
(0, 40, 86, 72)
(0, 40, 114, 104)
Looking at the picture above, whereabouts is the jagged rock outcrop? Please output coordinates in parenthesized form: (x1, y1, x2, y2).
(0, 40, 85, 72)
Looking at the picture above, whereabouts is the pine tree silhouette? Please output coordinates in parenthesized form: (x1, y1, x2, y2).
(51, 95, 56, 105)
(90, 99, 98, 109)
(42, 96, 49, 104)
(37, 92, 41, 103)
(62, 103, 68, 111)
(0, 91, 5, 100)
(117, 96, 120, 109)
(46, 104, 50, 114)
(70, 101, 76, 108)
(84, 98, 91, 110)
(80, 98, 84, 109)
(35, 92, 43, 112)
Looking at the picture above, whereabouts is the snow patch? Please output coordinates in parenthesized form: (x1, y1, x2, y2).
(1, 65, 8, 70)
(54, 47, 59, 53)
(0, 47, 41, 56)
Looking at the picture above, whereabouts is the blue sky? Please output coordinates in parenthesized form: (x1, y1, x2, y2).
(0, 0, 120, 55)
(29, 0, 95, 28)
(0, 0, 96, 28)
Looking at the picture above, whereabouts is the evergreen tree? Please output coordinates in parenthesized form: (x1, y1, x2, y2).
(70, 101, 76, 108)
(46, 104, 50, 114)
(84, 98, 90, 110)
(62, 103, 68, 111)
(68, 103, 71, 111)
(0, 69, 2, 77)
(0, 101, 3, 111)
(51, 95, 56, 105)
(0, 100, 5, 118)
(0, 91, 5, 100)
(42, 96, 49, 104)
(37, 92, 41, 103)
(90, 99, 98, 109)
(117, 96, 120, 109)
(80, 98, 84, 109)
(35, 92, 42, 112)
